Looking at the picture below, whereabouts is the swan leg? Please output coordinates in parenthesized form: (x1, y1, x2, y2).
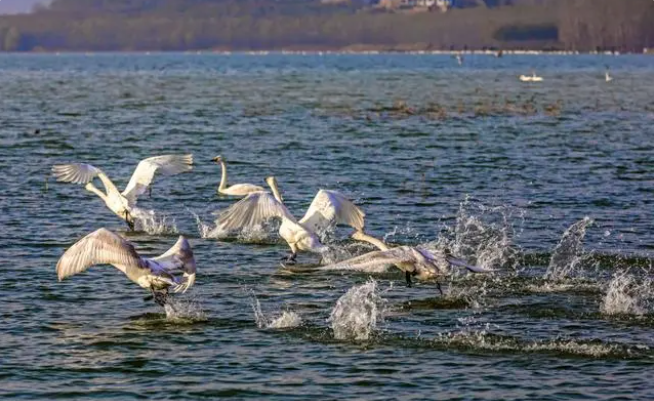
(436, 281, 443, 296)
(281, 252, 297, 265)
(124, 210, 135, 231)
(405, 272, 413, 288)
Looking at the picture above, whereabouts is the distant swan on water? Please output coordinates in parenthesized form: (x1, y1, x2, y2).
(56, 228, 196, 307)
(52, 154, 193, 230)
(519, 71, 543, 82)
(212, 176, 365, 263)
(212, 155, 264, 196)
(605, 67, 613, 82)
(320, 231, 492, 291)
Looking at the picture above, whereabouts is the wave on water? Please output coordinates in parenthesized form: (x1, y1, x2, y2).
(432, 329, 645, 358)
(250, 292, 303, 329)
(133, 208, 178, 235)
(544, 217, 593, 280)
(163, 297, 207, 322)
(328, 279, 387, 341)
(601, 271, 653, 316)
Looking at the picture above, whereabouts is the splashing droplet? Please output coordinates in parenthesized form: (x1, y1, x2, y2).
(601, 271, 653, 316)
(545, 217, 593, 280)
(328, 280, 386, 341)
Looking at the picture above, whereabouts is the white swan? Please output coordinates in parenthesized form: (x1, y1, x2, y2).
(212, 176, 365, 262)
(212, 155, 264, 196)
(56, 228, 196, 306)
(519, 72, 543, 82)
(320, 231, 491, 290)
(605, 70, 613, 82)
(52, 154, 193, 230)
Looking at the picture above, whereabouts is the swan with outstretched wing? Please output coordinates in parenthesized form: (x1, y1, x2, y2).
(320, 231, 493, 291)
(57, 228, 196, 307)
(52, 154, 193, 230)
(212, 176, 365, 263)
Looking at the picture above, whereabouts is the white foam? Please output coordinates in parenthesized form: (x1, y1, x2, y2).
(250, 293, 303, 329)
(601, 271, 653, 316)
(163, 297, 207, 322)
(328, 279, 386, 341)
(545, 217, 593, 280)
(133, 208, 178, 235)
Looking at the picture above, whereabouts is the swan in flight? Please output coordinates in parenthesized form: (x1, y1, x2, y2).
(52, 154, 193, 230)
(212, 155, 264, 196)
(519, 71, 543, 82)
(212, 176, 365, 263)
(321, 231, 491, 291)
(56, 228, 196, 307)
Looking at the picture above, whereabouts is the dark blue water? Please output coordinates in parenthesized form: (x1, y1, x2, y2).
(1, 53, 653, 400)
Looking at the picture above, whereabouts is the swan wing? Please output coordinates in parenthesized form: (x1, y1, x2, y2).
(299, 190, 365, 234)
(122, 154, 193, 203)
(447, 257, 495, 273)
(320, 246, 415, 273)
(52, 163, 102, 184)
(213, 192, 295, 231)
(56, 228, 145, 281)
(152, 236, 196, 293)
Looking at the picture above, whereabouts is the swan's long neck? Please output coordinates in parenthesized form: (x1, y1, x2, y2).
(218, 161, 228, 191)
(94, 172, 123, 200)
(267, 179, 284, 204)
(352, 231, 389, 251)
(85, 182, 108, 202)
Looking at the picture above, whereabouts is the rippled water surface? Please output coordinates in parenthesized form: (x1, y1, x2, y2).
(1, 53, 654, 400)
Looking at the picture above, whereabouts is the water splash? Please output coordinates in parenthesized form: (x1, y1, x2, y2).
(433, 329, 637, 358)
(328, 280, 386, 341)
(133, 208, 178, 235)
(250, 293, 303, 329)
(601, 271, 653, 316)
(163, 297, 206, 322)
(439, 197, 523, 271)
(545, 217, 593, 280)
(190, 210, 214, 239)
(446, 279, 490, 309)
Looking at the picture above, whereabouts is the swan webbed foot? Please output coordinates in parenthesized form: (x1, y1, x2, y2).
(151, 288, 169, 307)
(281, 253, 297, 265)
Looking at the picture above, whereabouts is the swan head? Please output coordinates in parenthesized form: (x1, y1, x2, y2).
(212, 155, 223, 163)
(265, 176, 277, 186)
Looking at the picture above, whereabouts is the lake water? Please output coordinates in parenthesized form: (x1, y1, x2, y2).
(1, 53, 653, 399)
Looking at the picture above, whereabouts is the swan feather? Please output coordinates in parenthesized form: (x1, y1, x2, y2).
(299, 189, 365, 234)
(56, 228, 146, 281)
(213, 191, 295, 232)
(52, 163, 102, 184)
(122, 154, 193, 203)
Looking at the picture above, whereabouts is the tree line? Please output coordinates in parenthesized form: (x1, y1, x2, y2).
(0, 0, 652, 52)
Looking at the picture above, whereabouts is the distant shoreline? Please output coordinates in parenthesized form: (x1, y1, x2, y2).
(0, 49, 650, 56)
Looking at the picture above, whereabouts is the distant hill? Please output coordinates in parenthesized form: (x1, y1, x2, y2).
(0, 0, 652, 52)
(0, 0, 49, 15)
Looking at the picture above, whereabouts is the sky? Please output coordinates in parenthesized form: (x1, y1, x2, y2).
(0, 0, 49, 14)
